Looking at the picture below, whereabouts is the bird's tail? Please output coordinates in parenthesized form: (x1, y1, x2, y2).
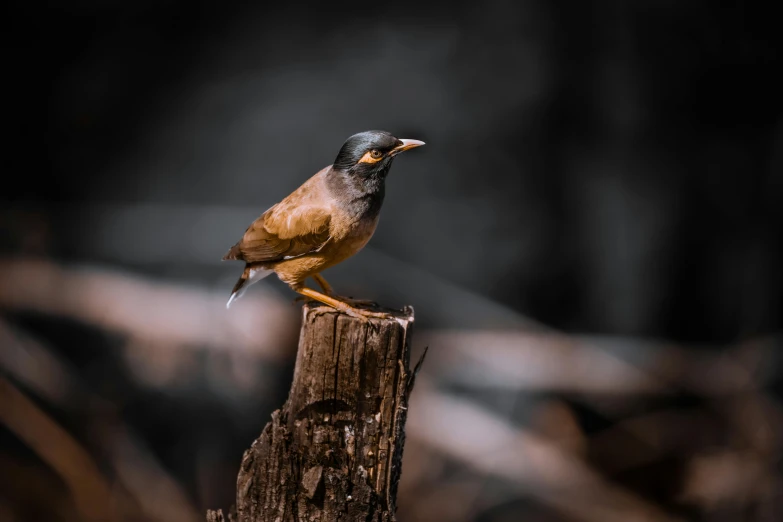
(226, 265, 273, 309)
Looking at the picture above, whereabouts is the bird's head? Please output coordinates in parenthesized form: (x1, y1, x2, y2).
(332, 130, 424, 179)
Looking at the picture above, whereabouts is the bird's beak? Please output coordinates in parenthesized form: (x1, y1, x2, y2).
(390, 138, 425, 156)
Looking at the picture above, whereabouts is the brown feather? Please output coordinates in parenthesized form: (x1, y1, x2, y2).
(223, 167, 333, 264)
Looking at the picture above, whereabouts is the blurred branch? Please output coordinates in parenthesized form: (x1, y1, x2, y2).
(717, 392, 783, 457)
(0, 319, 201, 522)
(0, 376, 114, 522)
(421, 330, 666, 394)
(421, 330, 781, 396)
(98, 424, 202, 522)
(400, 476, 488, 522)
(0, 258, 297, 357)
(407, 379, 684, 522)
(589, 409, 717, 473)
(0, 319, 90, 406)
(0, 453, 79, 522)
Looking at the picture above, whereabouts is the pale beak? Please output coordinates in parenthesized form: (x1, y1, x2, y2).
(390, 138, 425, 156)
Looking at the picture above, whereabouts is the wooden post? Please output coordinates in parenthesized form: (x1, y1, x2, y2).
(207, 301, 421, 522)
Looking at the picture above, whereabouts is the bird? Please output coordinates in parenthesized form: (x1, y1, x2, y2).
(222, 130, 424, 320)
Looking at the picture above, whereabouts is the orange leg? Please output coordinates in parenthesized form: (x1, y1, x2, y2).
(293, 285, 391, 321)
(310, 274, 377, 306)
(311, 273, 334, 295)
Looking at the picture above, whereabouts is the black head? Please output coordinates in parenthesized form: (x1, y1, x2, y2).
(332, 130, 424, 179)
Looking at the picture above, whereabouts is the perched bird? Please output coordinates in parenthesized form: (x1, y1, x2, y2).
(223, 130, 424, 320)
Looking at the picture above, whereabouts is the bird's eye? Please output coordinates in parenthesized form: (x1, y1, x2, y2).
(370, 149, 383, 159)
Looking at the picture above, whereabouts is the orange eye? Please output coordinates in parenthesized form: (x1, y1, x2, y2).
(370, 149, 382, 159)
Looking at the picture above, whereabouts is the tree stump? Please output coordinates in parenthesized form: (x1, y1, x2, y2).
(207, 301, 421, 522)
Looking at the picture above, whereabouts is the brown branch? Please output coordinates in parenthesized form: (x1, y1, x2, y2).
(0, 377, 114, 522)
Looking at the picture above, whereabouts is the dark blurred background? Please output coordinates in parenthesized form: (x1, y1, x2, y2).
(2, 1, 782, 521)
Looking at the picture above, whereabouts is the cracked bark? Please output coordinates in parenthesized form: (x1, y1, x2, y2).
(207, 302, 419, 522)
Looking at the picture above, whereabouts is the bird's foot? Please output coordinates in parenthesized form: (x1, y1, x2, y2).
(332, 295, 379, 307)
(306, 300, 394, 323)
(351, 307, 395, 320)
(295, 295, 376, 307)
(340, 306, 395, 324)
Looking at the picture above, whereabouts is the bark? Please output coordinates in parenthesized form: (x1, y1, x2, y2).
(207, 302, 420, 522)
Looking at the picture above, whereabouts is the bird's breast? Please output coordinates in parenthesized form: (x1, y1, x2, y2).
(325, 210, 380, 263)
(336, 210, 379, 243)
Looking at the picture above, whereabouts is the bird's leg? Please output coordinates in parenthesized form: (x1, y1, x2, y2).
(293, 274, 334, 304)
(293, 274, 332, 303)
(293, 285, 392, 321)
(311, 274, 378, 307)
(311, 273, 334, 295)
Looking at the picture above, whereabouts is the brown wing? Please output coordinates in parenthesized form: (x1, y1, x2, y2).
(223, 168, 333, 263)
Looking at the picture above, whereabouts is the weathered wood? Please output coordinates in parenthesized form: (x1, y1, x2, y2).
(208, 302, 417, 522)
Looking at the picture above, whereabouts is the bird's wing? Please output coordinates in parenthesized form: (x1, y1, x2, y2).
(223, 169, 333, 263)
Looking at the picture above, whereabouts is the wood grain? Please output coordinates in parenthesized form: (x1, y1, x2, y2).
(208, 302, 417, 522)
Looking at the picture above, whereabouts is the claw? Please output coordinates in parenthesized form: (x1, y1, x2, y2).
(325, 304, 388, 324)
(351, 312, 371, 324)
(309, 306, 337, 319)
(322, 292, 377, 307)
(358, 310, 394, 320)
(341, 296, 379, 307)
(293, 286, 395, 326)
